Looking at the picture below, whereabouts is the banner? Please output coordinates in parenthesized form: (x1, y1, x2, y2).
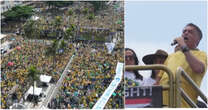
(105, 43, 115, 54)
(125, 86, 163, 108)
(93, 62, 123, 109)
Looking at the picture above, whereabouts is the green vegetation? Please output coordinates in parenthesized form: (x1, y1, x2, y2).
(88, 13, 95, 20)
(83, 8, 89, 14)
(23, 19, 41, 39)
(27, 65, 41, 106)
(2, 5, 34, 21)
(46, 1, 73, 8)
(88, 1, 107, 13)
(68, 9, 73, 15)
(60, 40, 67, 50)
(65, 24, 76, 40)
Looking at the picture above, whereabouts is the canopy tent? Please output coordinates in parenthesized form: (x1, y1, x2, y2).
(16, 46, 21, 50)
(0, 34, 7, 40)
(31, 16, 39, 20)
(27, 86, 42, 96)
(40, 75, 52, 83)
(10, 103, 25, 109)
(1, 41, 13, 50)
(8, 62, 14, 66)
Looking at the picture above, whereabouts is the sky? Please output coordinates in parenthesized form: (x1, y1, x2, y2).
(125, 1, 207, 102)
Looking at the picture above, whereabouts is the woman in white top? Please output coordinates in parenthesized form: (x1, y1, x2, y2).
(125, 48, 144, 87)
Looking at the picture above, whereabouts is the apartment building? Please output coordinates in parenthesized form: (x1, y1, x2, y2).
(1, 1, 22, 14)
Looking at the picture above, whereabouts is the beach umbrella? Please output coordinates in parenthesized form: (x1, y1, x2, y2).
(16, 46, 21, 50)
(8, 62, 14, 66)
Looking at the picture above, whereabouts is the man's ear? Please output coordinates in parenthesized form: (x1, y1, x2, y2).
(196, 38, 200, 46)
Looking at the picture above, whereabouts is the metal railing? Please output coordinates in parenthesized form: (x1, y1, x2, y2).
(175, 67, 208, 108)
(125, 64, 174, 107)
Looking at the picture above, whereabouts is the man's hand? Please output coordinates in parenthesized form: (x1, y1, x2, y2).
(174, 45, 181, 52)
(174, 37, 187, 47)
(174, 37, 205, 74)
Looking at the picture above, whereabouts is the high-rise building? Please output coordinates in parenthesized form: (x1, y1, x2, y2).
(1, 1, 22, 14)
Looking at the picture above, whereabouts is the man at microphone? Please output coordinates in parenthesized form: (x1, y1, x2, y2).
(157, 23, 207, 107)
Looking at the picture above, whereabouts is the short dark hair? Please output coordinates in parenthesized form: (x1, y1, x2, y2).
(186, 23, 203, 40)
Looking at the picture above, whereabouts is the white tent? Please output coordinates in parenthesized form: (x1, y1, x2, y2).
(27, 86, 42, 96)
(0, 34, 6, 40)
(10, 103, 25, 109)
(31, 16, 39, 20)
(40, 75, 52, 83)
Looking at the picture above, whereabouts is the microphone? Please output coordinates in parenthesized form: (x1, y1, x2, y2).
(171, 40, 177, 46)
(171, 37, 188, 46)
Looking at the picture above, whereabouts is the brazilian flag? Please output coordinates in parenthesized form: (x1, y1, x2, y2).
(112, 92, 116, 96)
(117, 19, 122, 25)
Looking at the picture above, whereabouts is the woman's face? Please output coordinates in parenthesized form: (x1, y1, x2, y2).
(154, 57, 166, 64)
(153, 57, 166, 74)
(125, 50, 135, 65)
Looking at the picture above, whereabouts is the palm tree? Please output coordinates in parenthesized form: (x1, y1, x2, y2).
(23, 19, 41, 64)
(46, 39, 58, 68)
(65, 24, 75, 41)
(23, 20, 35, 40)
(27, 65, 40, 106)
(75, 8, 81, 41)
(59, 40, 67, 51)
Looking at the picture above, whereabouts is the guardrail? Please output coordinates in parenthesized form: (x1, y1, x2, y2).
(125, 64, 174, 107)
(175, 67, 208, 108)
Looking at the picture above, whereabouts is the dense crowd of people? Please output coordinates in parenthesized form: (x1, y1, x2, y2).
(1, 36, 74, 109)
(1, 1, 124, 109)
(48, 40, 124, 109)
(1, 35, 124, 109)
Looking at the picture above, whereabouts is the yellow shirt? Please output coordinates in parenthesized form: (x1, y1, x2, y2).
(159, 50, 207, 107)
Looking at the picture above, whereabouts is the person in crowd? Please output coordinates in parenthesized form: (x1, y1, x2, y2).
(125, 48, 143, 87)
(158, 23, 207, 107)
(142, 49, 168, 86)
(196, 100, 207, 108)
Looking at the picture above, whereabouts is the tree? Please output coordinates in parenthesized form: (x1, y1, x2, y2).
(54, 16, 62, 28)
(65, 24, 76, 41)
(75, 8, 81, 40)
(46, 1, 73, 9)
(68, 9, 73, 16)
(23, 19, 41, 40)
(27, 65, 40, 106)
(88, 1, 107, 13)
(83, 8, 89, 15)
(23, 20, 35, 39)
(2, 5, 34, 21)
(46, 40, 58, 67)
(88, 13, 95, 20)
(23, 19, 41, 64)
(60, 40, 67, 50)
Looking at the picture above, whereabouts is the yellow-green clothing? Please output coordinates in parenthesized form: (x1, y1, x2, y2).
(159, 50, 207, 108)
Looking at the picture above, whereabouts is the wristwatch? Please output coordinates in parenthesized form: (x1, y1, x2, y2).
(181, 46, 189, 53)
